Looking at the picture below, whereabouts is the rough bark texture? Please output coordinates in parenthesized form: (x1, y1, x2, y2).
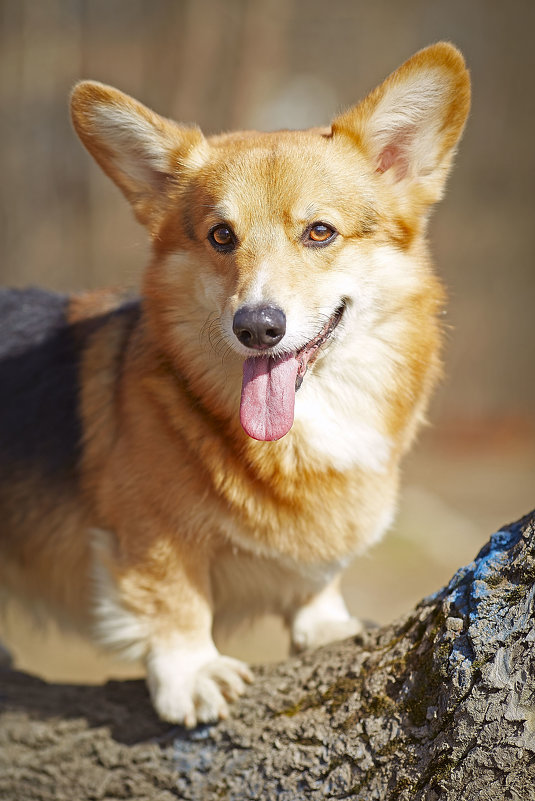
(1, 511, 535, 801)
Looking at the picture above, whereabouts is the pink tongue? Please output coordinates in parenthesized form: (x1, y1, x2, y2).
(240, 353, 299, 441)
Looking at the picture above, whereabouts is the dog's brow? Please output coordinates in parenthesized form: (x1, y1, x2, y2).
(303, 204, 322, 220)
(211, 202, 235, 222)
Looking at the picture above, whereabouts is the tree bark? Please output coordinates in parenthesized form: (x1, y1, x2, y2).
(1, 511, 535, 801)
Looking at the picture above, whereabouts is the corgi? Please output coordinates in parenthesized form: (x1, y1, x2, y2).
(0, 43, 470, 726)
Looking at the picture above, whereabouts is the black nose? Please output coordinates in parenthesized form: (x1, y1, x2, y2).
(232, 305, 286, 349)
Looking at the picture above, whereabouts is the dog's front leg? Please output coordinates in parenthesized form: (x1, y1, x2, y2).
(93, 533, 252, 727)
(290, 574, 363, 654)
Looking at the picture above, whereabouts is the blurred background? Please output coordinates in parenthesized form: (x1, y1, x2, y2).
(1, 0, 534, 681)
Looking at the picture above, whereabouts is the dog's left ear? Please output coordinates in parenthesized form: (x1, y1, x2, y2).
(332, 42, 470, 204)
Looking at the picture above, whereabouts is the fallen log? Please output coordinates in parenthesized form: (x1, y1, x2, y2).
(1, 511, 534, 800)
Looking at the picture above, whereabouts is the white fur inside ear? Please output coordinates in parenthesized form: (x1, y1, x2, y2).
(368, 68, 450, 179)
(89, 102, 172, 186)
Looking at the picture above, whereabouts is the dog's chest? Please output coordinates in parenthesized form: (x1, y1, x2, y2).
(293, 372, 392, 473)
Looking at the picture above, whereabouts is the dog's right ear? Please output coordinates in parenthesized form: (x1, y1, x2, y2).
(70, 82, 207, 231)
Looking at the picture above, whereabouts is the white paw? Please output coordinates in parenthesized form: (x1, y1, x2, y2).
(147, 643, 253, 727)
(291, 584, 363, 653)
(291, 615, 363, 652)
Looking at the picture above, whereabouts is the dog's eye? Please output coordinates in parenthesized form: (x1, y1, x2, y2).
(304, 223, 337, 247)
(208, 224, 236, 252)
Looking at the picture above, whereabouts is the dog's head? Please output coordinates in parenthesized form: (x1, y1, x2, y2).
(71, 43, 470, 444)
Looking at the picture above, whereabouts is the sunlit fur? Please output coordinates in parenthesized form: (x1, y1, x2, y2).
(0, 43, 470, 725)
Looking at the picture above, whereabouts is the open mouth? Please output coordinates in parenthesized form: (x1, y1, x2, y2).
(294, 302, 345, 390)
(239, 302, 345, 442)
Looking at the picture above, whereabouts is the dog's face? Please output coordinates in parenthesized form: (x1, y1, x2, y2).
(159, 131, 381, 441)
(71, 43, 470, 444)
(178, 131, 370, 346)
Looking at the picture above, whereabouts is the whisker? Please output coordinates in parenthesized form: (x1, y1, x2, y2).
(200, 311, 219, 347)
(220, 344, 234, 364)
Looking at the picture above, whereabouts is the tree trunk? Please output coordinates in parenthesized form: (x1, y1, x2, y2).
(1, 511, 534, 801)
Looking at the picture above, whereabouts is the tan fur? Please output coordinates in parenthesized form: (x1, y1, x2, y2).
(0, 44, 470, 725)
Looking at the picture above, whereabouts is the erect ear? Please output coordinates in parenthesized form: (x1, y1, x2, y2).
(70, 81, 207, 230)
(331, 42, 470, 204)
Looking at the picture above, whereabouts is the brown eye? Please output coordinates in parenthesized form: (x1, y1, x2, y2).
(305, 222, 337, 246)
(209, 224, 236, 251)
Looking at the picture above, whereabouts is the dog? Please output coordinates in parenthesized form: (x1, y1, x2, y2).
(0, 43, 470, 726)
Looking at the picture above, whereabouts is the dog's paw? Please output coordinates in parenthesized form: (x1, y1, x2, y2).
(291, 615, 363, 653)
(147, 645, 253, 727)
(291, 581, 364, 653)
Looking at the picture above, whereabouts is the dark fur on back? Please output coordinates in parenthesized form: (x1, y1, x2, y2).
(0, 289, 141, 481)
(0, 288, 82, 478)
